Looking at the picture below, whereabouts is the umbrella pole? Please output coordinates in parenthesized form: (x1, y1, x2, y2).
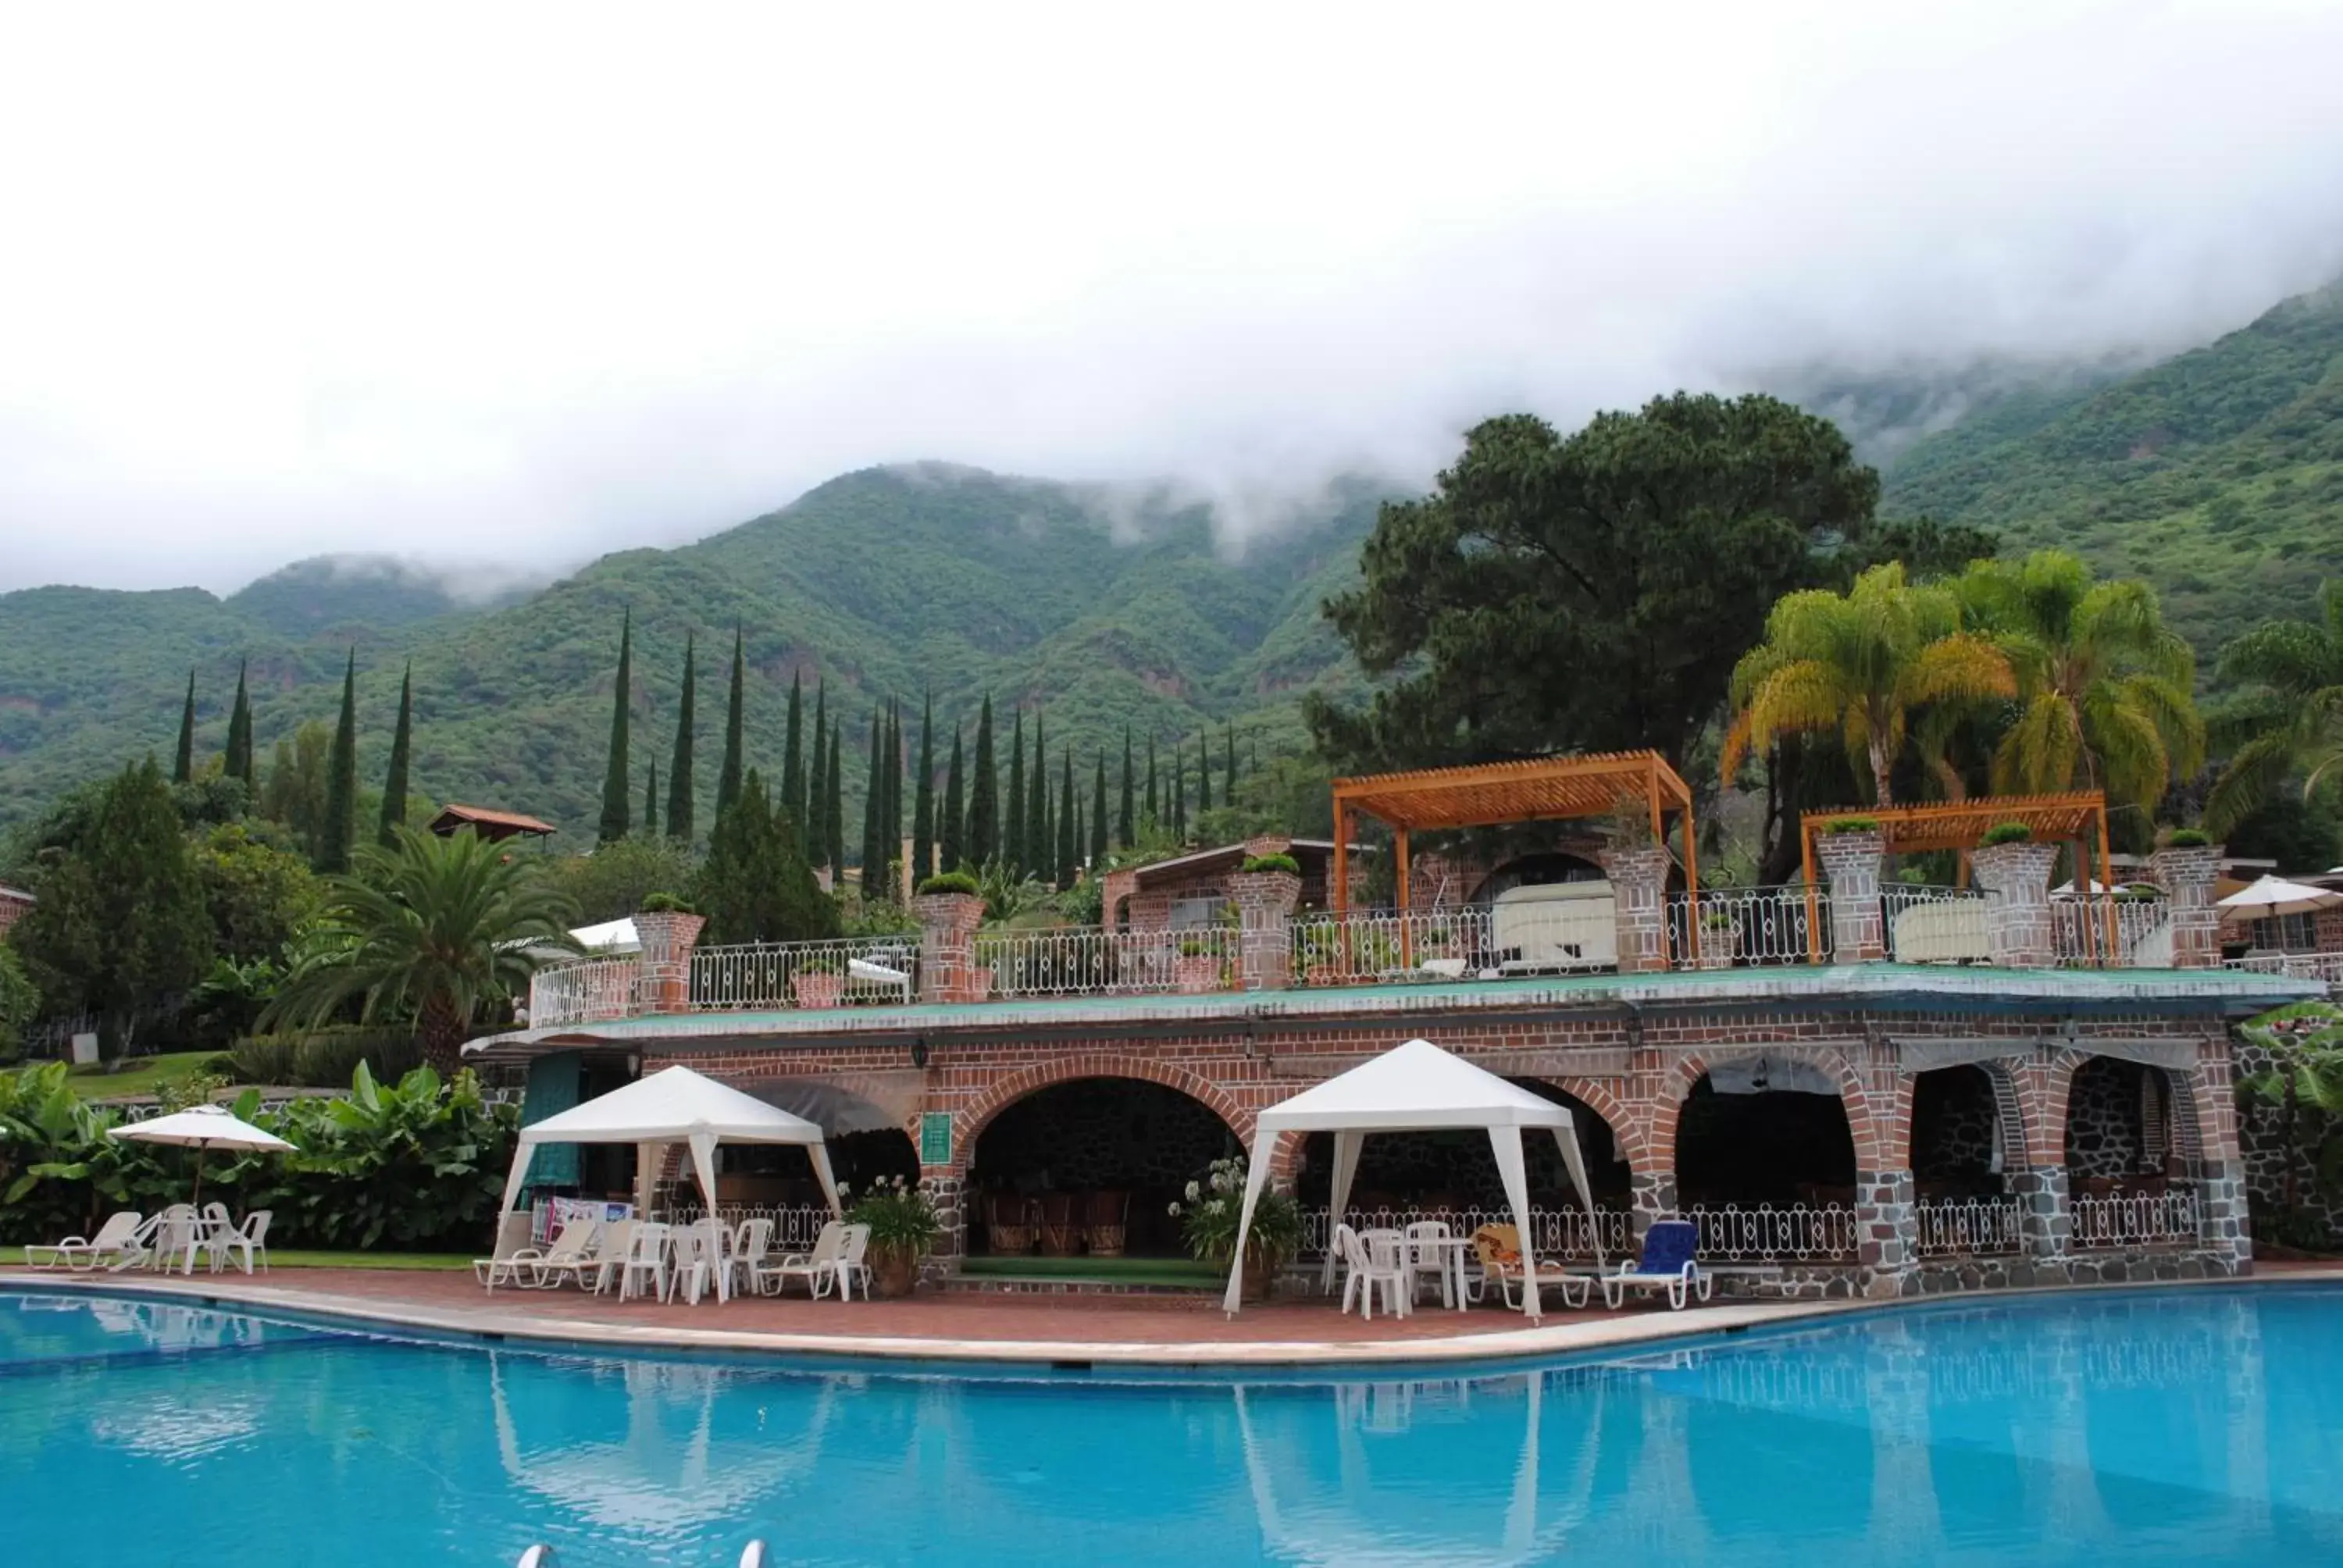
(191, 1143, 207, 1206)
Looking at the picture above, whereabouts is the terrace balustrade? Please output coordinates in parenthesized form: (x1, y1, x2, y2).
(1913, 1196, 2027, 1256)
(1296, 1204, 1633, 1262)
(1685, 1202, 1860, 1263)
(2068, 1185, 2202, 1249)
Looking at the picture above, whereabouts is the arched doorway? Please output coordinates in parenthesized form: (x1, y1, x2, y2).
(1674, 1060, 1857, 1262)
(1910, 1065, 2010, 1199)
(2063, 1054, 2202, 1250)
(1471, 851, 1614, 973)
(968, 1076, 1239, 1258)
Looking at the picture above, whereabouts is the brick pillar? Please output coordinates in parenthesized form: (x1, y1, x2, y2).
(1814, 829, 1887, 963)
(631, 909, 706, 1016)
(1971, 841, 2059, 968)
(2149, 845, 2223, 969)
(1855, 1168, 1919, 1299)
(2009, 1165, 2070, 1262)
(2194, 1159, 2253, 1273)
(1599, 844, 1672, 974)
(1226, 869, 1300, 991)
(1100, 867, 1137, 932)
(920, 1165, 966, 1284)
(911, 892, 987, 1003)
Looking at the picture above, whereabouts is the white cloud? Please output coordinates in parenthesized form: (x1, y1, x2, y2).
(2, 1, 2339, 590)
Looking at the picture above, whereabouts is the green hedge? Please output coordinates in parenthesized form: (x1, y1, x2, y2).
(1239, 853, 1300, 875)
(229, 1026, 422, 1088)
(917, 871, 981, 897)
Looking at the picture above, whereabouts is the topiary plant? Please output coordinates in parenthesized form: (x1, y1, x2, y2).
(917, 870, 982, 897)
(1979, 822, 2034, 847)
(637, 892, 697, 914)
(2164, 828, 2211, 849)
(1239, 853, 1300, 875)
(1819, 816, 1880, 835)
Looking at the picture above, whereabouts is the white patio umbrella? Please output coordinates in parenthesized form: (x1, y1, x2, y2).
(2217, 875, 2343, 925)
(111, 1104, 294, 1203)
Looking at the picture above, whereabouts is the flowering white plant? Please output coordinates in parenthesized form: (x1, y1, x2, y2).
(1170, 1154, 1301, 1269)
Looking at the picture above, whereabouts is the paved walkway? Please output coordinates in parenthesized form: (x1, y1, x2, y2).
(12, 1262, 2338, 1368)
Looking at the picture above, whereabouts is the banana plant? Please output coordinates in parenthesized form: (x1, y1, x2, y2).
(2238, 1002, 2343, 1213)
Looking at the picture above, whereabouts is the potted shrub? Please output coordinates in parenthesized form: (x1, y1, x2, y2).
(1818, 816, 1880, 835)
(791, 950, 847, 1010)
(1978, 821, 2033, 847)
(843, 1174, 940, 1298)
(2163, 828, 2211, 850)
(1238, 852, 1300, 876)
(1175, 934, 1221, 992)
(1171, 1155, 1301, 1302)
(915, 871, 981, 898)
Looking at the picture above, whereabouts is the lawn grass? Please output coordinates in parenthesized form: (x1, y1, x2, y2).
(959, 1255, 1223, 1288)
(61, 1050, 225, 1102)
(2, 1246, 476, 1271)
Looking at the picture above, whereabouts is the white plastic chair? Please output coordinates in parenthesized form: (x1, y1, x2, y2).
(215, 1210, 271, 1275)
(1336, 1225, 1407, 1320)
(1403, 1220, 1453, 1307)
(758, 1221, 847, 1298)
(822, 1224, 872, 1301)
(619, 1221, 673, 1303)
(672, 1217, 730, 1305)
(150, 1205, 201, 1274)
(729, 1217, 774, 1297)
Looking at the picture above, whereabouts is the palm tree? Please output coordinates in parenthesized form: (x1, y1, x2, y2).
(1955, 551, 2203, 819)
(2206, 579, 2343, 836)
(266, 826, 580, 1074)
(1723, 562, 2015, 807)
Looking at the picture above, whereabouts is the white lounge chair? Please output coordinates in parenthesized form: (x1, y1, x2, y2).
(1335, 1224, 1407, 1320)
(517, 1219, 603, 1290)
(25, 1211, 145, 1271)
(1598, 1220, 1711, 1311)
(757, 1220, 851, 1299)
(1471, 1224, 1593, 1310)
(473, 1212, 538, 1291)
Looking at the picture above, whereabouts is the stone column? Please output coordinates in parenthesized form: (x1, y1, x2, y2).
(1599, 843, 1673, 974)
(919, 1164, 967, 1285)
(2149, 844, 2223, 969)
(1226, 869, 1301, 991)
(1971, 841, 2059, 968)
(631, 907, 706, 1016)
(1855, 1168, 1919, 1299)
(2008, 1165, 2071, 1271)
(2194, 1158, 2254, 1274)
(1628, 1166, 1677, 1242)
(1815, 828, 1888, 963)
(911, 892, 987, 1003)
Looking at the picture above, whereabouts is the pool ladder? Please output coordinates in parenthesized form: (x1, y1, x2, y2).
(518, 1545, 766, 1566)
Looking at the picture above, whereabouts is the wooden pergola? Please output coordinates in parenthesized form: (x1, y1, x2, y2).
(1796, 791, 2117, 963)
(1330, 750, 1701, 916)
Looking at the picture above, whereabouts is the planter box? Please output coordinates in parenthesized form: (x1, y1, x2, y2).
(792, 971, 847, 1010)
(1175, 954, 1221, 993)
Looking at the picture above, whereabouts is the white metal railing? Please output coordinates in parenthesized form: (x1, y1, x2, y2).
(1685, 1203, 1858, 1262)
(2225, 951, 2343, 983)
(1289, 907, 1500, 985)
(976, 925, 1242, 1000)
(1913, 1196, 2025, 1256)
(648, 1199, 835, 1253)
(1297, 1204, 1633, 1260)
(2052, 894, 2174, 968)
(2070, 1185, 2200, 1249)
(1884, 884, 1992, 964)
(1668, 886, 1828, 968)
(527, 958, 644, 1028)
(690, 937, 921, 1012)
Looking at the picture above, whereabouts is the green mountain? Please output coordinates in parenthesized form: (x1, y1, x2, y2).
(0, 467, 1375, 838)
(1880, 277, 2343, 659)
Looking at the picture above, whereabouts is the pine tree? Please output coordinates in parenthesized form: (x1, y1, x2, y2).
(1118, 727, 1135, 847)
(912, 693, 936, 887)
(318, 650, 359, 874)
(597, 609, 633, 845)
(715, 627, 747, 822)
(940, 722, 965, 875)
(968, 697, 997, 868)
(643, 761, 658, 834)
(172, 670, 196, 785)
(378, 661, 412, 846)
(224, 660, 254, 795)
(808, 684, 829, 863)
(1056, 749, 1076, 889)
(780, 672, 804, 849)
(1025, 711, 1049, 881)
(666, 635, 696, 843)
(825, 716, 845, 880)
(859, 708, 884, 897)
(1004, 707, 1026, 877)
(1090, 753, 1108, 869)
(1145, 734, 1159, 827)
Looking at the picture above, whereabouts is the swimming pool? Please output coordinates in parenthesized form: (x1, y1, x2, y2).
(4, 1285, 2339, 1566)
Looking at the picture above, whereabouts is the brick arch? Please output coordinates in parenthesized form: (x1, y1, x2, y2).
(943, 1054, 1255, 1175)
(2043, 1049, 2213, 1176)
(1513, 1074, 1652, 1170)
(1652, 1046, 1888, 1174)
(1905, 1059, 2033, 1178)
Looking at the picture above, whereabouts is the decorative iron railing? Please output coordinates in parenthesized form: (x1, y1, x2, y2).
(975, 925, 1242, 1000)
(2225, 951, 2343, 983)
(1296, 1204, 1634, 1261)
(689, 937, 921, 1013)
(1685, 1203, 1859, 1262)
(1668, 886, 1829, 969)
(1883, 885, 1992, 964)
(650, 1199, 835, 1253)
(1289, 906, 1500, 985)
(526, 958, 644, 1028)
(1913, 1196, 2025, 1256)
(2070, 1185, 2200, 1249)
(2051, 893, 2174, 968)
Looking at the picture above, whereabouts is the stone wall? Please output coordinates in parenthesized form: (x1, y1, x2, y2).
(1910, 1065, 1999, 1183)
(2063, 1056, 2149, 1179)
(2234, 1034, 2343, 1248)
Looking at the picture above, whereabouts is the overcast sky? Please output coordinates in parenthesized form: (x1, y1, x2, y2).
(4, 2, 2342, 595)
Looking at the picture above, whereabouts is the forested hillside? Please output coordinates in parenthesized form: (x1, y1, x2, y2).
(1881, 278, 2343, 658)
(0, 469, 1374, 836)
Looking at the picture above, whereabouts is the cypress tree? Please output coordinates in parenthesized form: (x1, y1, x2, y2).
(1173, 747, 1187, 843)
(666, 635, 696, 843)
(940, 721, 965, 874)
(644, 761, 659, 834)
(885, 700, 904, 896)
(716, 627, 746, 822)
(224, 660, 253, 795)
(378, 661, 412, 846)
(912, 694, 936, 886)
(319, 650, 358, 873)
(1090, 753, 1108, 869)
(1145, 734, 1159, 828)
(968, 697, 997, 868)
(780, 672, 804, 848)
(694, 769, 840, 945)
(859, 708, 883, 897)
(1225, 725, 1239, 793)
(825, 717, 846, 878)
(1197, 730, 1212, 813)
(1056, 749, 1076, 889)
(1118, 727, 1135, 847)
(1025, 711, 1048, 880)
(808, 683, 829, 862)
(172, 670, 196, 784)
(1004, 707, 1026, 877)
(597, 609, 633, 844)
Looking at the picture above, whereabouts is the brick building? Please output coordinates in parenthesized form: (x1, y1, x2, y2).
(0, 883, 31, 940)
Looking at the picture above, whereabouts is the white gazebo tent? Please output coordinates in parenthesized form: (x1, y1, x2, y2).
(1220, 1039, 1604, 1320)
(497, 1064, 843, 1223)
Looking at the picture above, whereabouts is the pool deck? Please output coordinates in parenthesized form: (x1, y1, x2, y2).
(11, 1261, 2343, 1369)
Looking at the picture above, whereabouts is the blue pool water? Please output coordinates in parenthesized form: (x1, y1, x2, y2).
(5, 1285, 2341, 1567)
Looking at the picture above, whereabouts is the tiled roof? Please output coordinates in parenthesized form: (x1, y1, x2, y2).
(430, 804, 558, 837)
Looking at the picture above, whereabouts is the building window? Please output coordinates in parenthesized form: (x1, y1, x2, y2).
(2252, 912, 2318, 951)
(1170, 895, 1229, 930)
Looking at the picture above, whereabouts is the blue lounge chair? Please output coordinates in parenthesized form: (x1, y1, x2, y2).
(1599, 1219, 1710, 1310)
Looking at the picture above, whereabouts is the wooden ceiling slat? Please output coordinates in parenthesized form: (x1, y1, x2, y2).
(1332, 750, 1694, 832)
